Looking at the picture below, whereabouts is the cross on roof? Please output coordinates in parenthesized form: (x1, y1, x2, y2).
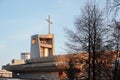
(46, 15, 53, 34)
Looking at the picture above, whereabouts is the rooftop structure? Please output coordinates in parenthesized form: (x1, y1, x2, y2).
(30, 34, 54, 59)
(21, 52, 30, 61)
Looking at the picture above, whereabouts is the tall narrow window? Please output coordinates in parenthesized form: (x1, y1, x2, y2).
(40, 47, 44, 57)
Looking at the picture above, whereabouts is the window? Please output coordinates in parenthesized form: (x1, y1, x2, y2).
(32, 38, 36, 44)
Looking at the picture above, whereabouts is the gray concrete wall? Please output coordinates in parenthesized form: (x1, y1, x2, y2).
(30, 35, 40, 59)
(18, 72, 59, 80)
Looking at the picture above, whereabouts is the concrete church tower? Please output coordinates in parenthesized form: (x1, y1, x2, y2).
(30, 34, 55, 59)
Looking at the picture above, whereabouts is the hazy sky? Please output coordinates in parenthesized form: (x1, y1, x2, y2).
(0, 0, 105, 68)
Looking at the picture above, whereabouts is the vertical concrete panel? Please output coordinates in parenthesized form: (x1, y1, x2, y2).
(30, 35, 40, 59)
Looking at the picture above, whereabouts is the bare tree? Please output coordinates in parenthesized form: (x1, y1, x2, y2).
(106, 0, 120, 21)
(108, 21, 120, 80)
(106, 1, 120, 79)
(110, 21, 120, 53)
(65, 2, 108, 80)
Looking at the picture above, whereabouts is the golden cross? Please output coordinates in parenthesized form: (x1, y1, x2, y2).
(46, 15, 53, 34)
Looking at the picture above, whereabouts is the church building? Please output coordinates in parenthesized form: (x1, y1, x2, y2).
(3, 33, 69, 80)
(2, 16, 117, 80)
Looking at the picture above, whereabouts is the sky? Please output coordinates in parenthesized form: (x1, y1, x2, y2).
(0, 0, 105, 69)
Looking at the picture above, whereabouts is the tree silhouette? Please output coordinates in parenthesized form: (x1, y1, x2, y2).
(65, 2, 108, 80)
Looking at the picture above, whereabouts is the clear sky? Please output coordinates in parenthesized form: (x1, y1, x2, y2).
(0, 0, 105, 68)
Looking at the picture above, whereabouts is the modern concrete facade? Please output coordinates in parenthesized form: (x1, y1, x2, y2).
(30, 34, 54, 59)
(3, 33, 66, 80)
(3, 57, 68, 79)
